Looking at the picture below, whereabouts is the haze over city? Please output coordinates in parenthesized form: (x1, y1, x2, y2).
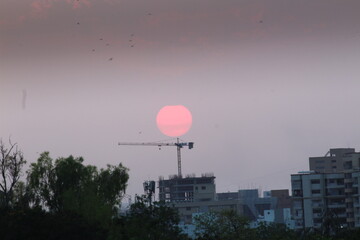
(1, 0, 360, 199)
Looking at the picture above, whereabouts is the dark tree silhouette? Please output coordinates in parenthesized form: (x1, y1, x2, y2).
(0, 139, 26, 208)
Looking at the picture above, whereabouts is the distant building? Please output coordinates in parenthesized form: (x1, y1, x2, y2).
(217, 189, 277, 221)
(309, 148, 358, 173)
(271, 189, 292, 210)
(158, 174, 290, 225)
(291, 148, 360, 230)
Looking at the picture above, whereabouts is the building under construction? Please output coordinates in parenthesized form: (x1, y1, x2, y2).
(158, 173, 216, 202)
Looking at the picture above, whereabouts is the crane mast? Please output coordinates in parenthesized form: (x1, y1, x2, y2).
(118, 138, 194, 177)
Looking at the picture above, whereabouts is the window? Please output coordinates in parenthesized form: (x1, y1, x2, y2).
(186, 207, 191, 211)
(313, 209, 321, 214)
(201, 186, 206, 190)
(293, 190, 302, 197)
(331, 160, 337, 163)
(311, 179, 320, 184)
(312, 190, 321, 194)
(336, 179, 344, 185)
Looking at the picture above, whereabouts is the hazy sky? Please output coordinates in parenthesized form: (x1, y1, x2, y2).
(2, 0, 360, 200)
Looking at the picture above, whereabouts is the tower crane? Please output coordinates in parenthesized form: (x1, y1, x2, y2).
(118, 138, 194, 178)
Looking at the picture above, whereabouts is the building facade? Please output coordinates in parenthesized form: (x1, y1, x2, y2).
(291, 148, 360, 230)
(158, 175, 288, 225)
(158, 174, 216, 202)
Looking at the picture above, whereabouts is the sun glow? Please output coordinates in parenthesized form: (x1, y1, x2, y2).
(156, 105, 192, 137)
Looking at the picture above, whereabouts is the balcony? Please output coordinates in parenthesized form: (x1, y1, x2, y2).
(312, 203, 324, 208)
(328, 203, 346, 208)
(312, 193, 323, 197)
(292, 182, 302, 189)
(313, 213, 322, 218)
(311, 183, 321, 189)
(326, 183, 344, 188)
(346, 208, 354, 213)
(345, 178, 354, 183)
(345, 188, 353, 193)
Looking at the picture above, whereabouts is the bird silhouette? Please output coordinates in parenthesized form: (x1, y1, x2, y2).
(108, 58, 113, 61)
(99, 38, 103, 40)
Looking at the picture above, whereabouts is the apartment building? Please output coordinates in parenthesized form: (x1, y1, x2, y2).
(291, 148, 360, 230)
(308, 148, 360, 173)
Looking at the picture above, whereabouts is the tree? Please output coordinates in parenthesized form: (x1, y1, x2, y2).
(255, 222, 297, 240)
(0, 207, 108, 240)
(193, 209, 255, 240)
(0, 139, 26, 208)
(110, 196, 189, 240)
(27, 152, 129, 225)
(321, 208, 342, 237)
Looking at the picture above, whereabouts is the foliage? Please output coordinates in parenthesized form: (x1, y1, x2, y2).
(255, 222, 297, 240)
(26, 152, 129, 225)
(320, 209, 342, 237)
(194, 209, 255, 240)
(0, 139, 26, 208)
(0, 207, 107, 240)
(110, 196, 189, 240)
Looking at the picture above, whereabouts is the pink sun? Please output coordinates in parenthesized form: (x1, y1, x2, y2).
(156, 105, 192, 137)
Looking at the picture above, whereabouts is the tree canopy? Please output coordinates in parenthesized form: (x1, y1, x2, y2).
(26, 152, 129, 224)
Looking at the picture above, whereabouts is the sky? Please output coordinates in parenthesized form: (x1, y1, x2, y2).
(1, 0, 360, 201)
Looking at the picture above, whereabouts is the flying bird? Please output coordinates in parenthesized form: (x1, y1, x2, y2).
(99, 38, 103, 40)
(108, 58, 113, 61)
(92, 49, 95, 52)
